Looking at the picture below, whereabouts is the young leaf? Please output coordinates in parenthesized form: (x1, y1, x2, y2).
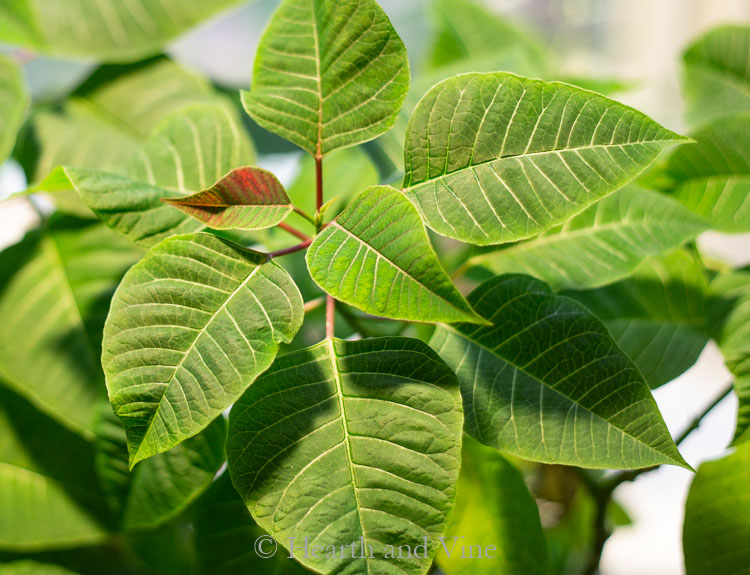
(465, 186, 706, 290)
(103, 232, 304, 467)
(709, 272, 750, 446)
(0, 1, 245, 62)
(0, 385, 111, 550)
(0, 217, 143, 437)
(403, 72, 689, 245)
(429, 274, 689, 470)
(436, 437, 546, 575)
(683, 25, 750, 127)
(163, 167, 293, 230)
(683, 444, 750, 575)
(660, 115, 750, 233)
(227, 337, 463, 575)
(242, 0, 409, 156)
(306, 186, 484, 324)
(0, 54, 28, 163)
(565, 251, 709, 388)
(94, 404, 226, 531)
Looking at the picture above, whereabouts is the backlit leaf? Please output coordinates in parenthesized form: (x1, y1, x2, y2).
(0, 54, 28, 164)
(465, 186, 706, 290)
(227, 337, 463, 575)
(403, 72, 688, 245)
(242, 0, 409, 156)
(103, 232, 303, 467)
(429, 274, 689, 469)
(306, 185, 484, 324)
(0, 562, 80, 575)
(163, 167, 292, 230)
(683, 444, 750, 575)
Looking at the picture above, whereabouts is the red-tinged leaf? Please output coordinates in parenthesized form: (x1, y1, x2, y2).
(163, 167, 293, 230)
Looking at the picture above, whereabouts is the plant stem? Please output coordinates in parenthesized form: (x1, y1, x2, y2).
(315, 155, 324, 213)
(303, 296, 326, 314)
(267, 239, 312, 259)
(293, 206, 315, 224)
(326, 295, 335, 339)
(278, 222, 311, 242)
(580, 381, 735, 575)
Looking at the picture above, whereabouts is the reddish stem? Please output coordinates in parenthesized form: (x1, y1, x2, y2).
(278, 222, 311, 242)
(326, 295, 335, 339)
(267, 239, 312, 259)
(315, 156, 323, 212)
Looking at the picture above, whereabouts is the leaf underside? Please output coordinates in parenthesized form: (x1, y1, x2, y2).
(227, 337, 463, 575)
(403, 72, 688, 245)
(242, 0, 410, 156)
(429, 275, 688, 470)
(102, 232, 303, 467)
(307, 185, 484, 324)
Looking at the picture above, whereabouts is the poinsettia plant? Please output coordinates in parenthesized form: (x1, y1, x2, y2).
(1, 1, 749, 575)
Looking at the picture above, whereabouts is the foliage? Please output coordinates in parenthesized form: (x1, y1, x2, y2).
(0, 2, 748, 575)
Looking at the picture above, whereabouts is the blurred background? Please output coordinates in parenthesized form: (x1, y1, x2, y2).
(2, 1, 750, 574)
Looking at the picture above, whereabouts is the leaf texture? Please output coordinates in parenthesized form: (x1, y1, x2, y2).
(242, 0, 409, 156)
(0, 0, 245, 62)
(683, 444, 750, 575)
(566, 251, 709, 388)
(0, 54, 28, 163)
(0, 217, 143, 436)
(103, 232, 303, 466)
(683, 25, 750, 127)
(466, 186, 706, 290)
(227, 337, 463, 575)
(660, 115, 750, 232)
(307, 185, 484, 324)
(163, 167, 292, 230)
(429, 275, 689, 469)
(94, 404, 226, 531)
(403, 72, 688, 245)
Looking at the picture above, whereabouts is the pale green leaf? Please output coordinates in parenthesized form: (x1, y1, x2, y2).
(0, 217, 143, 437)
(94, 404, 226, 531)
(103, 232, 304, 467)
(660, 115, 750, 232)
(306, 185, 484, 324)
(0, 0, 245, 62)
(0, 562, 79, 575)
(0, 54, 28, 163)
(227, 336, 463, 575)
(436, 437, 546, 575)
(0, 385, 111, 550)
(683, 444, 750, 575)
(194, 474, 312, 575)
(683, 25, 750, 127)
(163, 167, 292, 230)
(403, 72, 688, 245)
(466, 186, 706, 290)
(429, 275, 689, 469)
(241, 0, 409, 156)
(709, 272, 750, 446)
(566, 251, 709, 388)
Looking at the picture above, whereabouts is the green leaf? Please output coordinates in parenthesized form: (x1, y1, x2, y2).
(0, 217, 143, 437)
(0, 561, 80, 575)
(436, 437, 546, 575)
(0, 1, 244, 62)
(403, 72, 689, 246)
(241, 0, 409, 156)
(227, 336, 463, 575)
(659, 115, 750, 233)
(103, 232, 303, 467)
(194, 474, 312, 575)
(94, 404, 226, 531)
(306, 185, 484, 324)
(709, 272, 750, 446)
(683, 25, 750, 127)
(565, 251, 709, 389)
(0, 54, 28, 163)
(0, 385, 111, 550)
(429, 274, 689, 469)
(683, 444, 750, 575)
(42, 102, 254, 247)
(465, 186, 706, 290)
(163, 167, 292, 230)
